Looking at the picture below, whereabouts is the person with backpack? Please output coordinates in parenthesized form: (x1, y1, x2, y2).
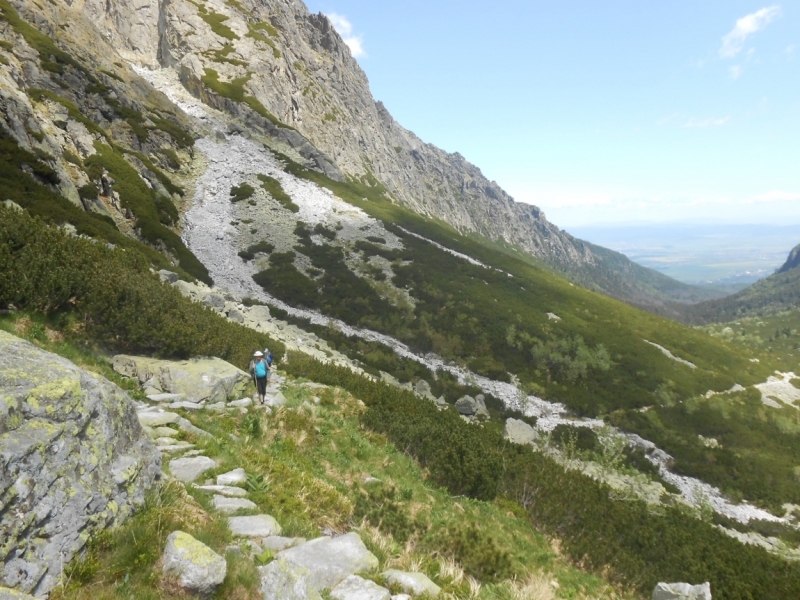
(264, 348, 274, 382)
(249, 350, 268, 405)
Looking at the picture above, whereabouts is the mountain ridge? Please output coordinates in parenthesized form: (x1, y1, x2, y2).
(67, 0, 722, 310)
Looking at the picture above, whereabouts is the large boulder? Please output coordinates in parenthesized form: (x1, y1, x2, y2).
(162, 531, 227, 597)
(259, 559, 322, 600)
(503, 418, 539, 446)
(113, 355, 249, 403)
(455, 395, 477, 416)
(652, 582, 712, 600)
(0, 331, 160, 597)
(278, 533, 379, 589)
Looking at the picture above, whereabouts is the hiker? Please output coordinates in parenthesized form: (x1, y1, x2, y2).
(249, 350, 268, 405)
(264, 348, 274, 381)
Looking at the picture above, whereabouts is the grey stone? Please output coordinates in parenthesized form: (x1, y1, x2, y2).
(259, 558, 322, 600)
(203, 293, 226, 310)
(194, 485, 248, 497)
(652, 582, 712, 600)
(177, 417, 213, 438)
(228, 514, 282, 537)
(137, 410, 181, 427)
(169, 456, 217, 482)
(167, 401, 204, 410)
(212, 495, 258, 514)
(159, 270, 180, 284)
(455, 395, 477, 416)
(148, 393, 183, 402)
(275, 533, 379, 591)
(159, 443, 196, 453)
(228, 308, 245, 323)
(265, 391, 287, 407)
(503, 418, 539, 445)
(2, 200, 23, 212)
(113, 355, 249, 403)
(0, 331, 160, 596)
(162, 531, 227, 597)
(229, 397, 253, 407)
(332, 575, 391, 600)
(391, 596, 411, 600)
(381, 570, 440, 597)
(217, 468, 247, 486)
(261, 536, 306, 552)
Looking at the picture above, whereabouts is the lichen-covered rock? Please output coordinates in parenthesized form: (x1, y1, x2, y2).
(162, 531, 227, 597)
(112, 355, 249, 403)
(0, 587, 36, 599)
(503, 418, 539, 446)
(273, 533, 379, 591)
(0, 331, 160, 597)
(259, 558, 322, 600)
(331, 575, 391, 600)
(381, 570, 440, 597)
(652, 582, 712, 600)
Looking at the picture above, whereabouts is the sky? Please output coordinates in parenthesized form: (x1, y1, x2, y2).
(303, 1, 799, 228)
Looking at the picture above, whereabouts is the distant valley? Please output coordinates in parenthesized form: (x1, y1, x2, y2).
(568, 222, 800, 292)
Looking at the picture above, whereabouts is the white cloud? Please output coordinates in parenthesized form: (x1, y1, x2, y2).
(325, 12, 366, 58)
(729, 65, 743, 79)
(683, 116, 730, 128)
(719, 6, 781, 58)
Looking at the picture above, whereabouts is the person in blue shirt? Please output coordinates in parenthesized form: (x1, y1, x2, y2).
(249, 351, 269, 405)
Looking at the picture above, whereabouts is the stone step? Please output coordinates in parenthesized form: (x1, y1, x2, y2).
(193, 484, 248, 497)
(228, 514, 282, 537)
(212, 495, 258, 514)
(168, 456, 217, 482)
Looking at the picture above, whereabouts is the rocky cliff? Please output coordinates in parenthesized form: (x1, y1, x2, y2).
(0, 0, 714, 309)
(779, 243, 800, 274)
(0, 331, 160, 597)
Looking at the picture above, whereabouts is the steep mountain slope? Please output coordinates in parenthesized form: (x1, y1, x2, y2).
(65, 0, 720, 310)
(684, 243, 800, 324)
(779, 242, 800, 273)
(6, 2, 800, 595)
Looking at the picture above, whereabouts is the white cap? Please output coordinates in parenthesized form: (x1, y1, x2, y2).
(254, 351, 264, 357)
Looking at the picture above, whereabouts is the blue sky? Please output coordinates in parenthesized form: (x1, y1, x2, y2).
(304, 1, 800, 227)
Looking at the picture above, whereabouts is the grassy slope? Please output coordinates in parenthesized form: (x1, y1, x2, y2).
(265, 161, 777, 414)
(14, 323, 625, 600)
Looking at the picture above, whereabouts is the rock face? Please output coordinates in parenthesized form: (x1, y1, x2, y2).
(0, 331, 160, 597)
(162, 531, 227, 597)
(779, 243, 800, 273)
(652, 582, 712, 600)
(112, 355, 249, 403)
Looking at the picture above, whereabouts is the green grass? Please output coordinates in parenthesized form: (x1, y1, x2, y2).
(257, 174, 298, 212)
(85, 141, 209, 283)
(230, 182, 255, 202)
(702, 308, 800, 372)
(201, 68, 289, 127)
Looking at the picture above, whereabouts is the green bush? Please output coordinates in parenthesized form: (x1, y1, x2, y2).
(258, 174, 298, 212)
(0, 207, 283, 367)
(238, 240, 275, 261)
(230, 183, 255, 202)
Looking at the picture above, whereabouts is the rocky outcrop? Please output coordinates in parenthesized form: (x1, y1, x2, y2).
(503, 418, 539, 446)
(778, 243, 800, 273)
(0, 331, 160, 597)
(112, 355, 250, 402)
(652, 582, 711, 600)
